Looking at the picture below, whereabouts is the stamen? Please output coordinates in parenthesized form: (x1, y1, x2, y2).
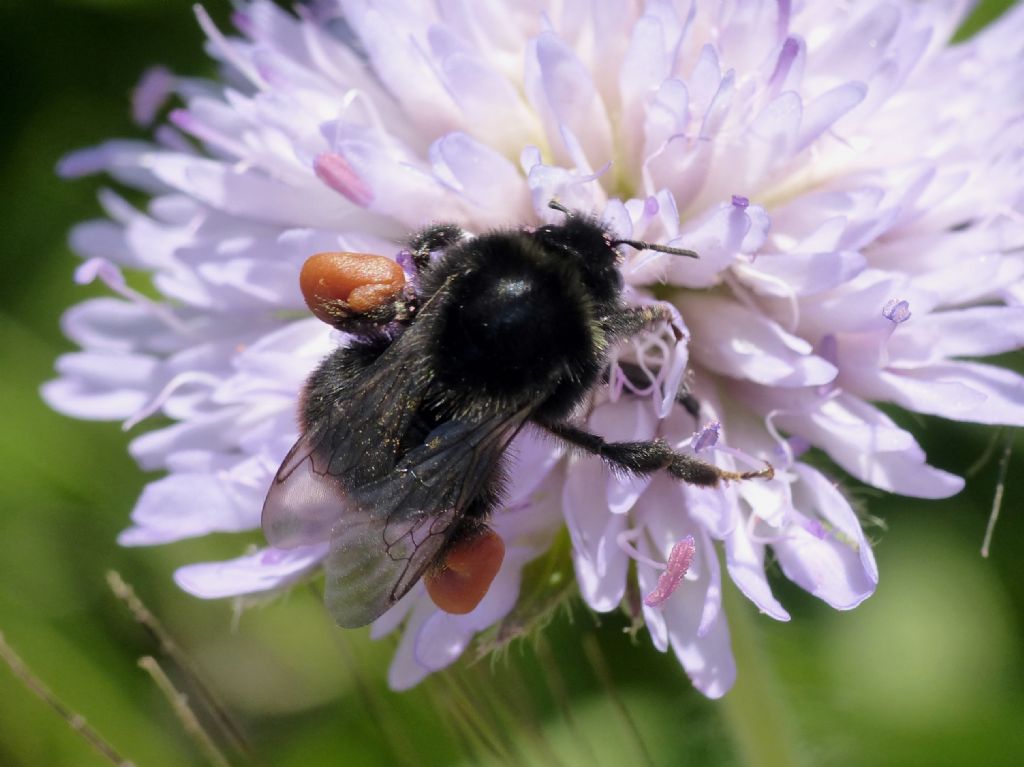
(617, 531, 699, 608)
(799, 516, 829, 540)
(691, 421, 720, 453)
(121, 371, 221, 431)
(75, 257, 192, 336)
(169, 109, 248, 159)
(616, 528, 663, 570)
(882, 298, 912, 324)
(132, 66, 174, 127)
(731, 195, 750, 209)
(193, 5, 263, 88)
(314, 152, 374, 207)
(643, 536, 696, 607)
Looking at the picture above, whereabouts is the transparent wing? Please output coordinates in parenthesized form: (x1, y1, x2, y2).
(261, 322, 538, 626)
(323, 407, 531, 627)
(262, 324, 434, 550)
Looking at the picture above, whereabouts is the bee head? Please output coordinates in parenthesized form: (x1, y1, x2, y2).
(530, 202, 625, 305)
(535, 200, 699, 305)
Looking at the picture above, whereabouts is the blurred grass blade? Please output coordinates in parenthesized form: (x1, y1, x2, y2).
(138, 656, 232, 767)
(981, 433, 1014, 558)
(107, 571, 256, 761)
(0, 631, 136, 767)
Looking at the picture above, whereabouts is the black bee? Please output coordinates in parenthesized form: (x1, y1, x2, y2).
(262, 201, 771, 628)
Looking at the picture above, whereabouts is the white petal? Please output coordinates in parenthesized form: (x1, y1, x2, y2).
(724, 523, 791, 622)
(684, 294, 837, 387)
(173, 544, 327, 598)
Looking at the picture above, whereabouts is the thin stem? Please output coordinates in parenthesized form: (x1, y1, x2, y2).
(720, 584, 802, 767)
(981, 432, 1014, 558)
(536, 635, 599, 767)
(331, 634, 421, 767)
(0, 631, 136, 767)
(582, 633, 656, 767)
(106, 571, 256, 762)
(138, 656, 231, 767)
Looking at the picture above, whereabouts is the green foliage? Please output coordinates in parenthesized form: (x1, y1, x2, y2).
(1, 2, 1023, 766)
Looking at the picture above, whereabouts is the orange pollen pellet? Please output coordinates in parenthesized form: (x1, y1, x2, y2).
(299, 251, 405, 324)
(424, 529, 506, 615)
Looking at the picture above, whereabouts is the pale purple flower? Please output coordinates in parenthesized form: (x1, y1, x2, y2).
(45, 0, 1024, 697)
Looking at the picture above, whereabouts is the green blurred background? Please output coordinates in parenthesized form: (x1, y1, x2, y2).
(1, 1, 1022, 765)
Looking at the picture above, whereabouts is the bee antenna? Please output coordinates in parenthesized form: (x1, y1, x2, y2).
(548, 199, 572, 216)
(610, 238, 699, 259)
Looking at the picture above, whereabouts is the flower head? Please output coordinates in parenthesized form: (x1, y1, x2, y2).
(46, 0, 1024, 696)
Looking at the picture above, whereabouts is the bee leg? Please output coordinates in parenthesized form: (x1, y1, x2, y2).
(542, 422, 773, 487)
(614, 361, 701, 419)
(408, 224, 466, 272)
(603, 305, 683, 342)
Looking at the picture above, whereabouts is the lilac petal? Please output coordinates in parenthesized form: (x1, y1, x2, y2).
(737, 250, 867, 297)
(370, 585, 420, 641)
(668, 603, 736, 699)
(664, 202, 767, 288)
(638, 478, 735, 694)
(340, 3, 461, 135)
(144, 153, 361, 230)
(658, 539, 736, 697)
(687, 43, 722, 116)
(641, 77, 689, 161)
(57, 141, 165, 192)
(684, 484, 737, 539)
(43, 352, 158, 420)
(119, 469, 264, 545)
(718, 1, 788, 72)
(68, 218, 134, 266)
(563, 457, 627, 611)
(60, 298, 175, 354)
(386, 597, 438, 691)
(132, 66, 175, 127)
(504, 428, 562, 507)
(775, 394, 965, 498)
(428, 132, 530, 218)
(796, 82, 867, 150)
(767, 36, 805, 95)
(591, 399, 657, 514)
(683, 294, 838, 387)
(636, 546, 669, 652)
(435, 44, 538, 152)
(887, 306, 1024, 363)
(867, 367, 989, 421)
(526, 31, 613, 169)
(742, 91, 802, 184)
(773, 519, 876, 610)
(618, 14, 674, 163)
(881, 362, 1024, 426)
(173, 544, 327, 598)
(794, 463, 878, 584)
(814, 3, 902, 81)
(724, 523, 791, 621)
(695, 527, 723, 637)
(128, 409, 244, 470)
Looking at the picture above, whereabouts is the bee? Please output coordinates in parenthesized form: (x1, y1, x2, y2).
(262, 201, 772, 628)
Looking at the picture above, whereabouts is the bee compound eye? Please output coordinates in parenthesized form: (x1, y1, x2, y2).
(300, 251, 406, 323)
(424, 528, 506, 615)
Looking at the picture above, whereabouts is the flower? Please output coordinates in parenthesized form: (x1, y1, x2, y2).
(45, 0, 1024, 697)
